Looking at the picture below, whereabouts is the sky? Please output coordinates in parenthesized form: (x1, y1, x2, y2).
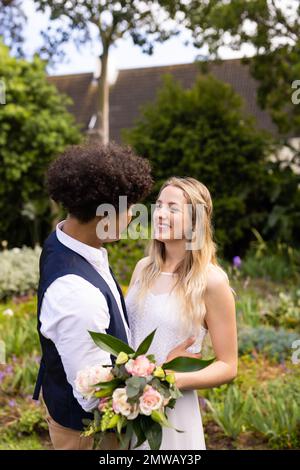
(22, 0, 255, 78)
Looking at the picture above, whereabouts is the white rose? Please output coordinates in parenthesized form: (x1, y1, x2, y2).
(112, 388, 139, 419)
(88, 364, 113, 387)
(75, 365, 113, 399)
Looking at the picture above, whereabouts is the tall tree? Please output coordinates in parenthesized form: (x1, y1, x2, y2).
(124, 74, 300, 256)
(178, 0, 300, 165)
(33, 0, 182, 143)
(0, 0, 27, 56)
(0, 43, 81, 246)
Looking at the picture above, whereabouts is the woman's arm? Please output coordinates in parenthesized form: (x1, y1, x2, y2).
(174, 269, 237, 390)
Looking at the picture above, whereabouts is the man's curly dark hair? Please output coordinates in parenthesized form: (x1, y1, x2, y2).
(46, 142, 153, 222)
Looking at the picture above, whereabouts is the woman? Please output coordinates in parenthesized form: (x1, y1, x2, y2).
(126, 176, 237, 450)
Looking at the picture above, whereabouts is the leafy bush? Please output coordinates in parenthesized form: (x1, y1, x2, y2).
(2, 356, 40, 395)
(236, 294, 261, 328)
(124, 73, 300, 257)
(238, 326, 298, 361)
(107, 236, 147, 285)
(0, 314, 39, 358)
(236, 285, 300, 331)
(0, 401, 48, 450)
(0, 433, 46, 450)
(240, 230, 300, 282)
(205, 378, 300, 449)
(263, 291, 300, 331)
(0, 43, 82, 247)
(17, 407, 48, 435)
(0, 246, 41, 300)
(246, 381, 300, 449)
(206, 385, 249, 439)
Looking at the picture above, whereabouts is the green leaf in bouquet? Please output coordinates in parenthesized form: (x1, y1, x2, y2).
(166, 398, 176, 409)
(95, 378, 122, 389)
(95, 386, 116, 398)
(151, 410, 184, 433)
(140, 416, 162, 450)
(113, 363, 130, 380)
(169, 386, 183, 400)
(162, 356, 215, 372)
(132, 419, 147, 448)
(88, 331, 134, 356)
(134, 329, 157, 357)
(82, 418, 92, 427)
(126, 376, 147, 399)
(94, 409, 101, 428)
(146, 354, 156, 362)
(106, 414, 120, 430)
(117, 415, 127, 434)
(119, 420, 134, 450)
(150, 377, 169, 395)
(93, 432, 106, 449)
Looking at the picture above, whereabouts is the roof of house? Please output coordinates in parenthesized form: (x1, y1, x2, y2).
(48, 59, 277, 142)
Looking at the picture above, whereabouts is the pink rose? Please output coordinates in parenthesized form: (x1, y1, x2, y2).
(125, 355, 156, 377)
(98, 397, 110, 412)
(139, 385, 164, 416)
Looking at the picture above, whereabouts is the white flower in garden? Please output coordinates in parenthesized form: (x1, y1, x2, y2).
(112, 388, 139, 420)
(75, 365, 113, 399)
(139, 385, 164, 416)
(3, 308, 14, 317)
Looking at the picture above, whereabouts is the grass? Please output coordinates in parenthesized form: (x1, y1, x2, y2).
(0, 433, 50, 450)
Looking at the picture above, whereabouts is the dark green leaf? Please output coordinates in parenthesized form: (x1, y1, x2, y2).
(162, 356, 215, 372)
(134, 328, 157, 357)
(119, 421, 134, 450)
(132, 419, 147, 448)
(95, 378, 122, 389)
(88, 331, 134, 356)
(141, 417, 162, 450)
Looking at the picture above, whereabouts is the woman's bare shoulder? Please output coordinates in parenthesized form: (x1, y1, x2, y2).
(130, 256, 151, 286)
(206, 263, 230, 291)
(136, 256, 151, 271)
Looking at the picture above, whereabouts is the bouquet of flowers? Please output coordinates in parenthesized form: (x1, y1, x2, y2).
(75, 329, 214, 450)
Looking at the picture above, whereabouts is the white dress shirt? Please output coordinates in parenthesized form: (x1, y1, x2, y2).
(40, 221, 131, 412)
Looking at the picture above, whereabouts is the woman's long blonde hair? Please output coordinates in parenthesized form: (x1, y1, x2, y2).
(137, 176, 229, 331)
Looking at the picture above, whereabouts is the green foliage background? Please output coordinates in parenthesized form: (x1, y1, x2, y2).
(0, 42, 82, 247)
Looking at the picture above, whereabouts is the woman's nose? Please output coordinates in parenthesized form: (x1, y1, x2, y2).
(156, 206, 169, 219)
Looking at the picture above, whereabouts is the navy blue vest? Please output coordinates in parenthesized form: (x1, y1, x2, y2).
(33, 230, 129, 431)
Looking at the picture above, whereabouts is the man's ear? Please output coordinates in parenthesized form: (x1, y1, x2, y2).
(96, 215, 111, 240)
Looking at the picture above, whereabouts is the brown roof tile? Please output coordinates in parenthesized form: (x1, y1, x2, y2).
(48, 59, 277, 142)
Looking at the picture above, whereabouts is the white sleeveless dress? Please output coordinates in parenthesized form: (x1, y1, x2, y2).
(125, 272, 207, 450)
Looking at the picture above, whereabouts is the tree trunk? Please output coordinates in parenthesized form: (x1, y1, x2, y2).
(98, 43, 110, 144)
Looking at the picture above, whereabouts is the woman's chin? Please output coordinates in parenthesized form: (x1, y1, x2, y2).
(153, 230, 174, 242)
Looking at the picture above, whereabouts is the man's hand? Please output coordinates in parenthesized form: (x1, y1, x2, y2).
(165, 336, 202, 363)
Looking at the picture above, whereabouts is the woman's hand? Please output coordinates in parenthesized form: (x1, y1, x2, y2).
(165, 336, 202, 363)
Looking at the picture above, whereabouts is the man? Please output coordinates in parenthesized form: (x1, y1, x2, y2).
(33, 142, 153, 450)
